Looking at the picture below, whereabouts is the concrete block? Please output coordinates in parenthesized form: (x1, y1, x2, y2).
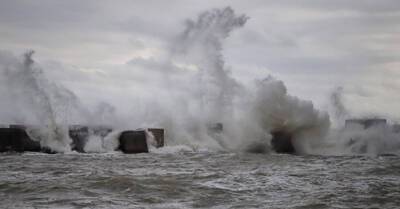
(11, 125, 42, 152)
(0, 127, 41, 152)
(69, 125, 89, 152)
(119, 130, 148, 153)
(271, 130, 295, 154)
(0, 128, 12, 152)
(148, 128, 164, 147)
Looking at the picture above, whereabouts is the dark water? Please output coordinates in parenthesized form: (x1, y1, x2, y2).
(0, 150, 399, 209)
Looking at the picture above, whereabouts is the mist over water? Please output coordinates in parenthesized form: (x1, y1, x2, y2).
(0, 7, 399, 156)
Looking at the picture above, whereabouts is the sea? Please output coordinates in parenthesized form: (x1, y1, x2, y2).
(0, 149, 399, 209)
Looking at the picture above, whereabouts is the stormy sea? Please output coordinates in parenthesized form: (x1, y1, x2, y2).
(0, 151, 399, 209)
(1, 6, 400, 209)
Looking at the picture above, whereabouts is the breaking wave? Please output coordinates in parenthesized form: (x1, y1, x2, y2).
(0, 7, 399, 156)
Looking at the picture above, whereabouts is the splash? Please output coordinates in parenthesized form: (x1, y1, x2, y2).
(1, 7, 398, 156)
(155, 7, 399, 156)
(173, 7, 248, 123)
(158, 7, 330, 154)
(250, 77, 330, 154)
(324, 87, 400, 156)
(0, 51, 78, 152)
(330, 87, 349, 128)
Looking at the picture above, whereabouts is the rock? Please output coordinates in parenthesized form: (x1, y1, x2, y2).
(148, 128, 164, 148)
(271, 130, 295, 154)
(119, 130, 148, 153)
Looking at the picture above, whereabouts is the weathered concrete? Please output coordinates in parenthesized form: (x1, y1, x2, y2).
(69, 125, 89, 153)
(0, 128, 13, 152)
(0, 127, 41, 152)
(1, 124, 164, 154)
(119, 130, 148, 153)
(270, 130, 295, 154)
(148, 128, 164, 148)
(10, 125, 43, 152)
(69, 125, 112, 152)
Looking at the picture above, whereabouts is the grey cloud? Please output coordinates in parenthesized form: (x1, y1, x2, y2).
(0, 1, 99, 29)
(126, 57, 183, 74)
(237, 0, 400, 13)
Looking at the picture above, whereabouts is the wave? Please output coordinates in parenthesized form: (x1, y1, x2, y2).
(0, 7, 398, 156)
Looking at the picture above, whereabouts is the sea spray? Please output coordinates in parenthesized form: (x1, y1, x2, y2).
(20, 51, 71, 152)
(322, 88, 400, 156)
(166, 7, 400, 155)
(147, 7, 249, 150)
(330, 86, 349, 128)
(0, 7, 398, 156)
(249, 77, 330, 154)
(162, 7, 330, 153)
(172, 7, 248, 124)
(0, 51, 78, 152)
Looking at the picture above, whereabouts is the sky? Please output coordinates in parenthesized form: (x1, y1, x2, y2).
(0, 0, 399, 121)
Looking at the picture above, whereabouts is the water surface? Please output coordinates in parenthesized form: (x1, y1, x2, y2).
(0, 151, 399, 209)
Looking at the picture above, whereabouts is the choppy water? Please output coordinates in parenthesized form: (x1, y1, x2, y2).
(0, 149, 399, 209)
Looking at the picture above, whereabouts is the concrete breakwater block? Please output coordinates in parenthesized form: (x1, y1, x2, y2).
(0, 127, 41, 152)
(10, 125, 58, 154)
(1, 125, 163, 154)
(119, 130, 148, 153)
(9, 125, 43, 152)
(148, 128, 164, 148)
(69, 125, 89, 153)
(0, 128, 15, 152)
(69, 125, 113, 153)
(271, 130, 295, 154)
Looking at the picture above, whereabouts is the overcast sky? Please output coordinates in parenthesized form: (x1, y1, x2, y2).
(1, 0, 399, 120)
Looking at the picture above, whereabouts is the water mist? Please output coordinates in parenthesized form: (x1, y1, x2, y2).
(1, 7, 398, 156)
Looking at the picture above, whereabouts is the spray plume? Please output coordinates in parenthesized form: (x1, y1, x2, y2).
(0, 7, 398, 156)
(0, 50, 90, 152)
